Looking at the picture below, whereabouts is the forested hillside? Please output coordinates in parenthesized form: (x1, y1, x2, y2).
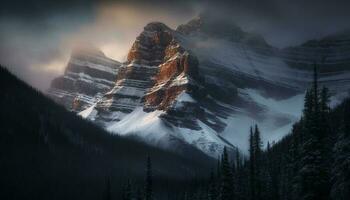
(185, 67, 350, 200)
(0, 66, 213, 200)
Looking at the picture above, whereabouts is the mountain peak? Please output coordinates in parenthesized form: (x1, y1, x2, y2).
(127, 22, 175, 64)
(177, 14, 245, 39)
(71, 43, 105, 58)
(48, 43, 121, 111)
(144, 22, 171, 32)
(177, 14, 270, 47)
(70, 21, 236, 157)
(176, 17, 202, 35)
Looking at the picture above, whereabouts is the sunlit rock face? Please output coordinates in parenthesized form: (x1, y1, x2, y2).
(82, 22, 234, 156)
(96, 22, 202, 115)
(48, 45, 121, 111)
(48, 15, 350, 157)
(93, 22, 197, 116)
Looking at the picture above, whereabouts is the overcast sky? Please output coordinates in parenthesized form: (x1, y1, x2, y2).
(1, 0, 350, 90)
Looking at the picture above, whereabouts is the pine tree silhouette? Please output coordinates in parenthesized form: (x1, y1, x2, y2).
(145, 155, 153, 200)
(249, 127, 256, 200)
(298, 64, 330, 200)
(220, 147, 234, 200)
(104, 177, 112, 200)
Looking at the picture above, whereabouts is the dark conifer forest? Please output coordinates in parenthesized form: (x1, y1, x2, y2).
(1, 63, 349, 200)
(0, 66, 213, 200)
(192, 66, 350, 200)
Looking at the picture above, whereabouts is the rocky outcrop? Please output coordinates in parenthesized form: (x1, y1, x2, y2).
(93, 22, 202, 117)
(48, 45, 121, 111)
(144, 49, 200, 110)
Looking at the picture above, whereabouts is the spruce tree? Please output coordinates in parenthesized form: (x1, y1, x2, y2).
(145, 155, 153, 200)
(320, 86, 331, 150)
(320, 87, 330, 115)
(104, 177, 112, 200)
(298, 64, 330, 200)
(303, 89, 314, 132)
(331, 100, 350, 200)
(249, 127, 256, 200)
(136, 188, 143, 200)
(217, 156, 222, 180)
(231, 161, 236, 177)
(290, 123, 303, 200)
(208, 169, 218, 200)
(253, 125, 262, 200)
(234, 149, 244, 200)
(265, 141, 277, 200)
(220, 147, 235, 200)
(122, 180, 132, 200)
(263, 165, 273, 200)
(331, 131, 350, 200)
(235, 149, 241, 170)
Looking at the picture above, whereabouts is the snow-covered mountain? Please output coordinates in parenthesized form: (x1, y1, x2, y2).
(48, 15, 350, 157)
(79, 22, 236, 156)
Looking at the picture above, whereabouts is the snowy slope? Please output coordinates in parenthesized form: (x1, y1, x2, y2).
(79, 96, 234, 157)
(220, 89, 305, 152)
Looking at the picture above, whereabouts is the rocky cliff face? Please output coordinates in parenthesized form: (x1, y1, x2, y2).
(48, 16, 350, 156)
(48, 45, 121, 111)
(96, 22, 201, 115)
(91, 22, 199, 116)
(78, 22, 234, 156)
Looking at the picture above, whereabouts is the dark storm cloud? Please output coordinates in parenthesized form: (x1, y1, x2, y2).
(0, 0, 94, 19)
(194, 0, 350, 47)
(0, 0, 194, 20)
(3, 0, 350, 19)
(3, 0, 350, 45)
(0, 1, 97, 90)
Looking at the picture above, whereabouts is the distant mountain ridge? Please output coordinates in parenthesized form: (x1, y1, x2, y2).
(49, 44, 121, 111)
(48, 15, 350, 156)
